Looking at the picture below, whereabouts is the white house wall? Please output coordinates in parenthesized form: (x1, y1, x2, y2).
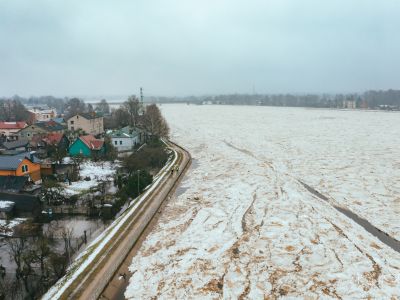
(112, 136, 139, 152)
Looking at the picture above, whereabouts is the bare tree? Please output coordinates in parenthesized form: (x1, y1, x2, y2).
(61, 227, 74, 266)
(142, 104, 170, 138)
(113, 107, 130, 128)
(64, 98, 86, 118)
(87, 103, 94, 113)
(96, 99, 110, 115)
(7, 238, 25, 280)
(123, 95, 142, 126)
(0, 99, 29, 121)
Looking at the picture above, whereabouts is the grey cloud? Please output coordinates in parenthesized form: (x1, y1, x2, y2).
(0, 0, 399, 97)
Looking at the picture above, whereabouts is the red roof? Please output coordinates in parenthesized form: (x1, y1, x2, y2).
(43, 133, 64, 145)
(79, 135, 104, 150)
(0, 121, 27, 130)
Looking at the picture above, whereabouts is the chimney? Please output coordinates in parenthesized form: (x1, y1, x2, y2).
(29, 151, 36, 161)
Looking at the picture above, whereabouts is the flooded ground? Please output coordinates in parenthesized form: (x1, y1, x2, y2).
(0, 215, 107, 272)
(125, 105, 400, 299)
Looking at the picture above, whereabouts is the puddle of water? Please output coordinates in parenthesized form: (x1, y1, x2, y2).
(334, 205, 400, 252)
(175, 186, 189, 197)
(299, 181, 400, 253)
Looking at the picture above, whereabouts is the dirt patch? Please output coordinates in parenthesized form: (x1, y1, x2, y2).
(285, 245, 296, 252)
(201, 276, 224, 294)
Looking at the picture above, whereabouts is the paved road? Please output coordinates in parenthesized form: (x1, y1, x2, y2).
(72, 141, 191, 300)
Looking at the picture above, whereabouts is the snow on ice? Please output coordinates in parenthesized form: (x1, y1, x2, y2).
(126, 105, 400, 299)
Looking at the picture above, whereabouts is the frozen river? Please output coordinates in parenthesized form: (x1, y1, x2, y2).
(126, 105, 400, 299)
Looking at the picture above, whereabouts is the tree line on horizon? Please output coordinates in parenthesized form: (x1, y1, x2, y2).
(150, 89, 400, 109)
(1, 89, 400, 118)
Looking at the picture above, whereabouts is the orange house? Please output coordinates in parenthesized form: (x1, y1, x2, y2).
(0, 154, 41, 183)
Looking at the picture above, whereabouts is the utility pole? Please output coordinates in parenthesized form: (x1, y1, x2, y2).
(137, 170, 140, 196)
(140, 87, 144, 115)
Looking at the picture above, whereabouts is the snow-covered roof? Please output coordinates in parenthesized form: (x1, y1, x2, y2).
(107, 129, 137, 139)
(0, 121, 27, 130)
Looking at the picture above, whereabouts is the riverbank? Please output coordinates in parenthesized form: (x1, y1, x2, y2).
(42, 140, 191, 300)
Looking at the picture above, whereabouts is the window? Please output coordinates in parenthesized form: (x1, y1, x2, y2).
(120, 141, 122, 145)
(71, 126, 74, 131)
(114, 141, 117, 145)
(21, 165, 29, 173)
(70, 120, 74, 124)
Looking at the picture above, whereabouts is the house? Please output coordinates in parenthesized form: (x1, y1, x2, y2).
(69, 135, 105, 157)
(1, 139, 30, 152)
(27, 107, 57, 123)
(17, 120, 66, 141)
(36, 133, 70, 160)
(107, 129, 139, 152)
(42, 133, 70, 149)
(0, 121, 27, 139)
(0, 152, 42, 183)
(67, 113, 104, 135)
(121, 126, 149, 144)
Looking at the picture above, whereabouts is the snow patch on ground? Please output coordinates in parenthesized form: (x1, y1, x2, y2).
(125, 105, 400, 299)
(60, 160, 119, 195)
(0, 218, 26, 236)
(0, 200, 14, 209)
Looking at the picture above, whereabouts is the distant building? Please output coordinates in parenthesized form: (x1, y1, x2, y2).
(27, 107, 57, 123)
(67, 113, 104, 135)
(69, 135, 105, 157)
(0, 121, 27, 139)
(107, 129, 139, 152)
(18, 120, 66, 141)
(0, 152, 42, 183)
(343, 99, 356, 109)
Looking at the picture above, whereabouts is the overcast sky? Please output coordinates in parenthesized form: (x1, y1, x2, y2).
(0, 0, 399, 98)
